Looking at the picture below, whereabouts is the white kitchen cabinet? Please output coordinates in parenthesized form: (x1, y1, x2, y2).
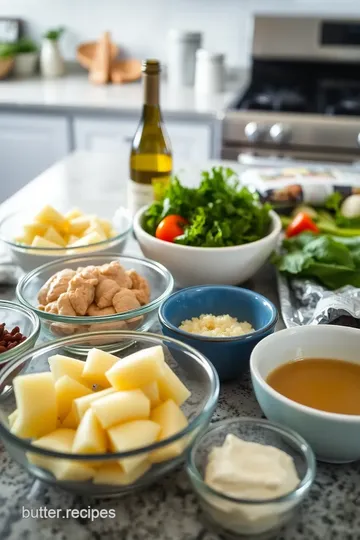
(0, 113, 70, 202)
(73, 117, 212, 165)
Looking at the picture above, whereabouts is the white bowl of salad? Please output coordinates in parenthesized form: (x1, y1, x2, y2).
(133, 167, 282, 287)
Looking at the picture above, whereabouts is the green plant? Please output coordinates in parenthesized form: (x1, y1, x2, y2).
(0, 38, 38, 58)
(14, 38, 38, 54)
(43, 27, 65, 41)
(0, 42, 16, 58)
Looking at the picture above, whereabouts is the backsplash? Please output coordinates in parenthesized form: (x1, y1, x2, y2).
(1, 0, 360, 67)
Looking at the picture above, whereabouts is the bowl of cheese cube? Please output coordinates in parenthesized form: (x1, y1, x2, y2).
(0, 205, 132, 272)
(0, 330, 219, 496)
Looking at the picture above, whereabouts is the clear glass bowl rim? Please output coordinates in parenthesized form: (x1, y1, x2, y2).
(0, 300, 41, 365)
(0, 207, 132, 253)
(16, 253, 174, 323)
(186, 417, 316, 505)
(0, 330, 220, 460)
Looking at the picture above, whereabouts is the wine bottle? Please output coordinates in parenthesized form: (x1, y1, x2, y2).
(129, 59, 172, 216)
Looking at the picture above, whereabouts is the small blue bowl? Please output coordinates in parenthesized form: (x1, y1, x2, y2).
(159, 285, 278, 382)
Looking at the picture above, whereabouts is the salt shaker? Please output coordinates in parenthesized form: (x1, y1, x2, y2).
(195, 49, 225, 94)
(167, 30, 202, 87)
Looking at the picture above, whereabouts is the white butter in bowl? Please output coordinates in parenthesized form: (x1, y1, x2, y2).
(186, 418, 316, 539)
(204, 434, 300, 536)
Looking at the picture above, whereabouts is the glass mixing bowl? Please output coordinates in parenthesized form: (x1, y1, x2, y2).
(0, 331, 219, 497)
(186, 418, 316, 539)
(16, 254, 174, 354)
(0, 300, 40, 369)
(0, 206, 132, 273)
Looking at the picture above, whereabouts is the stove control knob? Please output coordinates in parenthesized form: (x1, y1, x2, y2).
(269, 123, 291, 144)
(244, 122, 266, 143)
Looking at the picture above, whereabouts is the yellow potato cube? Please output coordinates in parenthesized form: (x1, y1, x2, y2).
(82, 349, 119, 388)
(108, 228, 118, 238)
(106, 346, 165, 391)
(108, 420, 161, 473)
(55, 375, 93, 421)
(28, 428, 95, 481)
(48, 355, 88, 386)
(73, 388, 116, 422)
(149, 399, 188, 463)
(157, 363, 191, 406)
(12, 372, 57, 439)
(34, 205, 66, 228)
(14, 234, 33, 245)
(141, 381, 161, 408)
(84, 219, 107, 241)
(68, 216, 93, 236)
(72, 408, 107, 454)
(69, 231, 104, 247)
(67, 235, 79, 246)
(65, 207, 83, 220)
(91, 389, 150, 429)
(93, 460, 151, 485)
(98, 218, 112, 236)
(8, 409, 18, 428)
(31, 235, 62, 248)
(61, 408, 79, 430)
(23, 222, 48, 238)
(44, 226, 66, 247)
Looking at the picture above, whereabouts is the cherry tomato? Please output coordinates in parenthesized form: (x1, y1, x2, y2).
(155, 214, 188, 243)
(286, 211, 320, 238)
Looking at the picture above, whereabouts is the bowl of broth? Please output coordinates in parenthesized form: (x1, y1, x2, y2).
(250, 325, 360, 463)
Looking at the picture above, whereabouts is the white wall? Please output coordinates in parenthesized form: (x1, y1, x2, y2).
(1, 0, 360, 67)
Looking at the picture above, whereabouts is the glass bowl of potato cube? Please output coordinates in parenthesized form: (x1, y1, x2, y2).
(0, 330, 219, 496)
(0, 205, 132, 272)
(16, 254, 174, 355)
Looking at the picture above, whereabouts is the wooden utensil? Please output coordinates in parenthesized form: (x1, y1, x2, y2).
(89, 31, 111, 85)
(110, 58, 142, 84)
(77, 40, 119, 71)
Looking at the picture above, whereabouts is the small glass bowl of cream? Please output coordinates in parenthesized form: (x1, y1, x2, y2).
(186, 417, 316, 539)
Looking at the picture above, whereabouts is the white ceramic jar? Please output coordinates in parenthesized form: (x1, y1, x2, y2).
(167, 30, 202, 87)
(40, 38, 65, 78)
(195, 49, 225, 94)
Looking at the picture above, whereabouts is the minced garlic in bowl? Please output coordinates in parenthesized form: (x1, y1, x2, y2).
(178, 314, 254, 338)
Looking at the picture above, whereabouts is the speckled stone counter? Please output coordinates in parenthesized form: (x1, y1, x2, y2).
(1, 257, 359, 540)
(0, 152, 359, 540)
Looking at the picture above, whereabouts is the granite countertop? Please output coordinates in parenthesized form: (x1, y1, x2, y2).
(0, 68, 245, 118)
(0, 152, 359, 540)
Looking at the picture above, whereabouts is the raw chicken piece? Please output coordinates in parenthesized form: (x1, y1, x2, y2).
(95, 279, 120, 309)
(78, 265, 100, 282)
(99, 261, 132, 288)
(37, 273, 58, 304)
(126, 269, 151, 305)
(112, 288, 141, 313)
(87, 304, 116, 316)
(44, 301, 59, 314)
(46, 269, 76, 303)
(68, 274, 97, 316)
(57, 292, 77, 317)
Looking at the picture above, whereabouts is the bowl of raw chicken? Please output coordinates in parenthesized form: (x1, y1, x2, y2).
(16, 254, 174, 354)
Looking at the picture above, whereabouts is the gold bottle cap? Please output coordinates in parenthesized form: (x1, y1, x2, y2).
(142, 59, 161, 75)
